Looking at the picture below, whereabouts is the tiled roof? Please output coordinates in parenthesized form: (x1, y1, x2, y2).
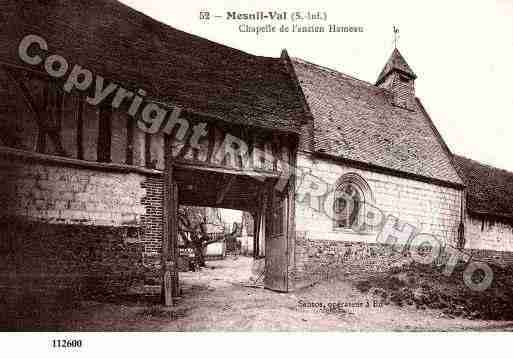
(454, 155, 513, 220)
(0, 0, 304, 133)
(376, 48, 417, 85)
(291, 58, 463, 186)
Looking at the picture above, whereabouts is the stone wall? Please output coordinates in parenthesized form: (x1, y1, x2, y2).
(0, 152, 164, 309)
(0, 219, 148, 329)
(290, 232, 407, 289)
(0, 156, 147, 226)
(291, 152, 463, 288)
(295, 153, 462, 244)
(290, 232, 513, 290)
(0, 220, 146, 297)
(465, 215, 513, 252)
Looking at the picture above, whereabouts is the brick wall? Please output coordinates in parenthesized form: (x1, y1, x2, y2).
(140, 176, 164, 273)
(291, 152, 463, 288)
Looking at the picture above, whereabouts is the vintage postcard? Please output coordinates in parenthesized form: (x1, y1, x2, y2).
(1, 0, 512, 356)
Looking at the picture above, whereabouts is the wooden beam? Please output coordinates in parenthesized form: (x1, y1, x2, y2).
(174, 162, 280, 178)
(272, 134, 280, 172)
(286, 142, 298, 289)
(145, 132, 152, 168)
(126, 112, 134, 165)
(150, 133, 165, 170)
(253, 210, 260, 259)
(133, 127, 145, 167)
(175, 120, 194, 161)
(110, 111, 127, 164)
(162, 134, 179, 306)
(39, 76, 49, 152)
(162, 137, 172, 305)
(97, 106, 112, 162)
(260, 183, 269, 258)
(171, 181, 179, 297)
(5, 69, 66, 156)
(76, 95, 84, 160)
(216, 174, 236, 205)
(0, 145, 162, 175)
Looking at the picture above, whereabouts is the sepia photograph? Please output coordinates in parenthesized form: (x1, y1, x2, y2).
(0, 0, 512, 356)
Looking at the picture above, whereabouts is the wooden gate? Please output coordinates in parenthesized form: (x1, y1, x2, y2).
(264, 188, 289, 291)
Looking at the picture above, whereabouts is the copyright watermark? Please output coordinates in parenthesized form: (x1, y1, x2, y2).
(16, 34, 494, 293)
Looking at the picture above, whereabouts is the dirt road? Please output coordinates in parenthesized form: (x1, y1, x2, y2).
(23, 256, 513, 331)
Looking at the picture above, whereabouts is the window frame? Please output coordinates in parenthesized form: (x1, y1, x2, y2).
(332, 173, 375, 234)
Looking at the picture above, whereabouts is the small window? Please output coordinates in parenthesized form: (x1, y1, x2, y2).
(333, 173, 374, 231)
(334, 183, 362, 228)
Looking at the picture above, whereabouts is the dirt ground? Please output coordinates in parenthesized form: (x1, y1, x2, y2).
(12, 256, 513, 331)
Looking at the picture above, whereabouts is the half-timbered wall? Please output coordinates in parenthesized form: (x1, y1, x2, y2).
(0, 63, 298, 304)
(0, 66, 153, 168)
(0, 66, 163, 303)
(0, 65, 295, 175)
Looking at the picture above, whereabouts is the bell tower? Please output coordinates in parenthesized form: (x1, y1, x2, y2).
(376, 48, 417, 109)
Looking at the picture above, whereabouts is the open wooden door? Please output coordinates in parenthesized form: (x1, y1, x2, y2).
(264, 187, 289, 291)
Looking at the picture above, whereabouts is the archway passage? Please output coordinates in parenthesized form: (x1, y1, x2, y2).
(162, 164, 293, 305)
(175, 206, 257, 300)
(159, 115, 298, 305)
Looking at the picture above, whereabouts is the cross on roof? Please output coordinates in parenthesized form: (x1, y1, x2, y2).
(393, 26, 399, 49)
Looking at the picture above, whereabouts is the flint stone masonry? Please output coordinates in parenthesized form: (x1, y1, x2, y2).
(290, 232, 508, 289)
(290, 233, 407, 289)
(0, 219, 146, 314)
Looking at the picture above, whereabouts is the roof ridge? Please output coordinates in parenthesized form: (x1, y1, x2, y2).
(111, 0, 257, 59)
(455, 154, 513, 176)
(291, 57, 377, 87)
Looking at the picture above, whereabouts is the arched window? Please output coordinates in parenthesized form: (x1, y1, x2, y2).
(333, 173, 373, 231)
(334, 183, 362, 228)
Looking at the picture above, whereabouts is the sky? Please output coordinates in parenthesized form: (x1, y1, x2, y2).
(120, 0, 513, 171)
(219, 209, 243, 228)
